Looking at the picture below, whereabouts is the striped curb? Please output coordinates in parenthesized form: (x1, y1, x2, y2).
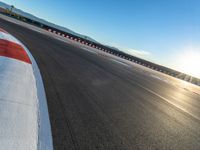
(0, 29, 53, 150)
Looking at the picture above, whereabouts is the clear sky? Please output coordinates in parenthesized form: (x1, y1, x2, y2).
(2, 0, 200, 78)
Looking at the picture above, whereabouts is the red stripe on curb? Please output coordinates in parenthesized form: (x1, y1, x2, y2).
(0, 39, 31, 64)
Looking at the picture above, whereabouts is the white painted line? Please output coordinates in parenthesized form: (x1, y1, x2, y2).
(135, 81, 200, 122)
(150, 74, 170, 84)
(82, 47, 98, 54)
(150, 74, 163, 80)
(111, 59, 129, 67)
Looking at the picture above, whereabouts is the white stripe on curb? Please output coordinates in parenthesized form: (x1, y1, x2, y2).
(0, 31, 21, 45)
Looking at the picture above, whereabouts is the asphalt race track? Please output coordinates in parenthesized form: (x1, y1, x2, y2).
(1, 17, 200, 150)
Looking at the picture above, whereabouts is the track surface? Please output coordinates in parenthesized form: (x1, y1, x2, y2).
(1, 18, 200, 150)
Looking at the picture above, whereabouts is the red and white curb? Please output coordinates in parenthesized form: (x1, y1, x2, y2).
(0, 29, 53, 150)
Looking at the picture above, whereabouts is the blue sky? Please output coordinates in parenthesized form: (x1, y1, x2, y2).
(2, 0, 200, 77)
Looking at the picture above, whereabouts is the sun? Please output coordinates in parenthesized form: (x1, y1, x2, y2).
(176, 50, 200, 78)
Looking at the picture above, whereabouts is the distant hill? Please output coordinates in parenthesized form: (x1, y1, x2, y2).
(0, 1, 97, 42)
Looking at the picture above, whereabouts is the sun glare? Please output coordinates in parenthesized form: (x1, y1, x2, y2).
(177, 50, 200, 78)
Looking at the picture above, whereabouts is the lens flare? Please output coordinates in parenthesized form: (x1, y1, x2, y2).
(176, 50, 200, 78)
